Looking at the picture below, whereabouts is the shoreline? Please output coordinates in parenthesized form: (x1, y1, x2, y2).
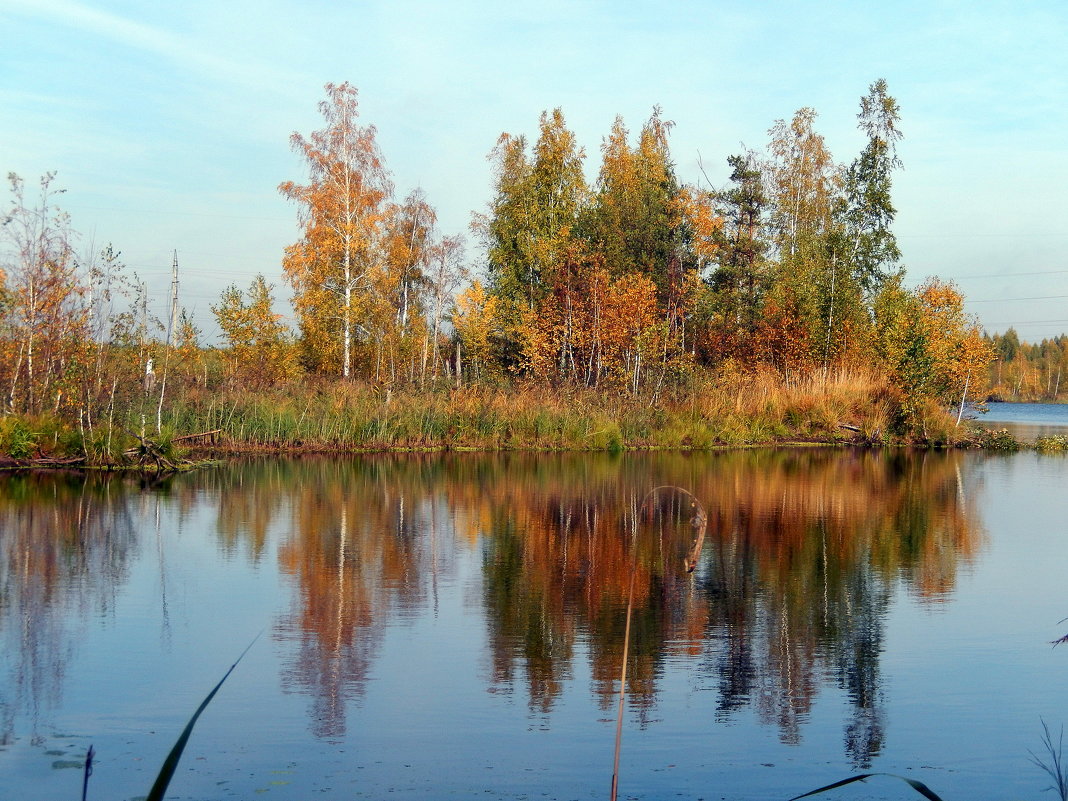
(5, 378, 1065, 470)
(2, 427, 1054, 474)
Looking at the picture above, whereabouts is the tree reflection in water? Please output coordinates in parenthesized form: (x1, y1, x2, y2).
(268, 457, 448, 740)
(253, 450, 981, 768)
(0, 449, 984, 770)
(0, 472, 137, 745)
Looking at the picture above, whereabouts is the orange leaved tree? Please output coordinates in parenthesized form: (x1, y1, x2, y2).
(280, 82, 393, 379)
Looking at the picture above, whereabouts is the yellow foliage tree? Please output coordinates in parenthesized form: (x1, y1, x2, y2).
(280, 82, 392, 378)
(453, 280, 502, 381)
(211, 275, 299, 388)
(874, 277, 994, 428)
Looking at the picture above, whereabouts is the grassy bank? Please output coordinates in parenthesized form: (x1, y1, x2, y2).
(1, 367, 997, 465)
(164, 367, 915, 452)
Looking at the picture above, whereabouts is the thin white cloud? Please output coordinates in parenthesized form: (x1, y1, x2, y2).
(2, 0, 299, 89)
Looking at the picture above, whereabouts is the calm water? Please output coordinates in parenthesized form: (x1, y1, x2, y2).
(976, 401, 1068, 440)
(1, 450, 1067, 801)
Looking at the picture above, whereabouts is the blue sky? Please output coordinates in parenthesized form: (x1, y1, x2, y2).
(2, 0, 1066, 342)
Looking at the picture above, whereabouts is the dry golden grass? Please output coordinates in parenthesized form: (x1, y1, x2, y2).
(159, 364, 940, 453)
(3, 364, 969, 461)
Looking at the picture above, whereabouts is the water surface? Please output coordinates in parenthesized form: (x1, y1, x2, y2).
(976, 401, 1068, 440)
(1, 450, 1066, 800)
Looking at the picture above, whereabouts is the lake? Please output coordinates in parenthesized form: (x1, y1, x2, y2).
(1, 449, 1067, 801)
(975, 401, 1068, 440)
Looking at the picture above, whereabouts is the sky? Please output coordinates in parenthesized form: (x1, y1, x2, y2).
(2, 0, 1067, 343)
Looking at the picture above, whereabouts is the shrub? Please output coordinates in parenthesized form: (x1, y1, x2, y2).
(0, 417, 38, 459)
(966, 427, 1020, 451)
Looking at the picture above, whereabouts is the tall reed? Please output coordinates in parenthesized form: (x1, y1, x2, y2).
(611, 487, 707, 801)
(3, 368, 971, 462)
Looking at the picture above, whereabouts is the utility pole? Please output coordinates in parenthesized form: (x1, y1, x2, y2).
(168, 249, 179, 346)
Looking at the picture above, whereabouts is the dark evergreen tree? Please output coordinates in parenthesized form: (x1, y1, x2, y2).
(842, 79, 903, 295)
(709, 151, 768, 352)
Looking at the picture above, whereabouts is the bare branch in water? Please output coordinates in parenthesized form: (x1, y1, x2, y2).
(1053, 617, 1068, 647)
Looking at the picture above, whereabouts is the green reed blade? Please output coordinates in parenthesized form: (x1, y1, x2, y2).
(145, 634, 259, 801)
(788, 772, 945, 801)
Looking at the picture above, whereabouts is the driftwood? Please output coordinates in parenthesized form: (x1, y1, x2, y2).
(839, 422, 883, 444)
(32, 456, 87, 466)
(171, 429, 222, 444)
(122, 430, 195, 472)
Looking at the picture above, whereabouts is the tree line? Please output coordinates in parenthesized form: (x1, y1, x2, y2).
(985, 328, 1068, 401)
(0, 79, 999, 448)
(200, 78, 997, 426)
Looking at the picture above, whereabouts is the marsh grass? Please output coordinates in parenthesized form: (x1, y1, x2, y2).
(0, 416, 39, 458)
(964, 426, 1022, 451)
(3, 367, 973, 462)
(158, 367, 913, 454)
(1036, 435, 1068, 453)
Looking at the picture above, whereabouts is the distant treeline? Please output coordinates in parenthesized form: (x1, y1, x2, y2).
(985, 329, 1068, 402)
(0, 80, 1004, 459)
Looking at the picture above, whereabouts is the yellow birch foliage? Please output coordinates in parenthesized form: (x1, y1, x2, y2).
(211, 275, 299, 388)
(598, 272, 660, 388)
(453, 280, 503, 380)
(280, 82, 392, 378)
(914, 279, 994, 398)
(0, 173, 89, 415)
(672, 186, 722, 268)
(874, 277, 994, 424)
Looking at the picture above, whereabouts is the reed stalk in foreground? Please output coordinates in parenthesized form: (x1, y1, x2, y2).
(81, 635, 258, 801)
(610, 487, 707, 801)
(787, 772, 945, 801)
(605, 485, 949, 801)
(790, 631, 1068, 801)
(81, 744, 94, 801)
(143, 636, 259, 801)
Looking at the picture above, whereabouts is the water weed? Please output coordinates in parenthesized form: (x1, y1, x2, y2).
(1030, 720, 1068, 801)
(965, 426, 1021, 451)
(1036, 435, 1068, 453)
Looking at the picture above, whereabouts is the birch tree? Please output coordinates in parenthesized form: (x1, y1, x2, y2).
(280, 82, 393, 378)
(0, 172, 86, 414)
(385, 188, 436, 336)
(424, 234, 465, 381)
(763, 109, 842, 372)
